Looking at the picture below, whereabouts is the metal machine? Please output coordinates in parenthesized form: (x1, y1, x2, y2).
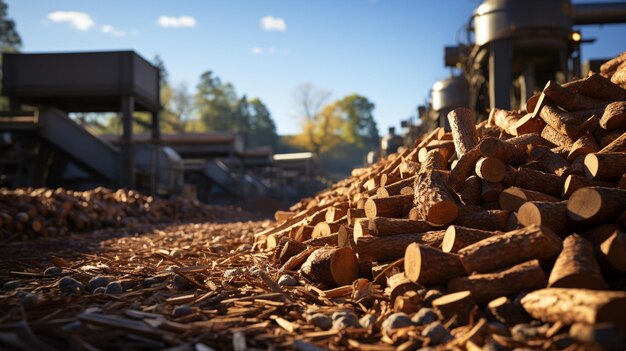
(0, 51, 183, 195)
(435, 0, 626, 124)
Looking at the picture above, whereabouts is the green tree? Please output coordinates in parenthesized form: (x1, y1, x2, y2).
(247, 98, 277, 148)
(337, 94, 379, 149)
(0, 0, 21, 52)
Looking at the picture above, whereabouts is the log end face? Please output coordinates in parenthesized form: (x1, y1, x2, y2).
(364, 199, 377, 219)
(567, 188, 602, 223)
(441, 226, 456, 253)
(404, 243, 421, 282)
(583, 154, 600, 179)
(499, 187, 528, 212)
(330, 247, 359, 286)
(517, 202, 542, 227)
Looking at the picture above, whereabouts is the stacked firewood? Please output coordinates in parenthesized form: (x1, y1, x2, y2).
(0, 187, 245, 239)
(256, 53, 626, 349)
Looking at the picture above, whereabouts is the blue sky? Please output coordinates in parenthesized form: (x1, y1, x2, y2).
(6, 0, 626, 135)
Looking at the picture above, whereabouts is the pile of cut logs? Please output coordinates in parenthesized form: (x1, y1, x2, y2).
(256, 52, 626, 348)
(0, 187, 244, 240)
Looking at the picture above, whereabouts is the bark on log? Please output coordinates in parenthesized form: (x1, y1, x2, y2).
(432, 291, 477, 326)
(303, 233, 339, 247)
(539, 105, 601, 140)
(448, 259, 548, 305)
(481, 182, 504, 202)
(600, 101, 626, 131)
(448, 108, 480, 158)
(449, 146, 483, 192)
(292, 225, 315, 242)
(487, 296, 532, 327)
(377, 176, 417, 197)
(459, 175, 482, 206)
(518, 201, 575, 237)
(387, 272, 420, 306)
(442, 225, 498, 253)
(458, 225, 562, 274)
(418, 140, 455, 163)
(567, 187, 626, 224)
(520, 288, 626, 330)
(347, 208, 366, 226)
(364, 194, 413, 219)
(513, 168, 565, 197)
(529, 145, 572, 177)
(404, 243, 466, 286)
(499, 186, 560, 212)
(413, 170, 458, 225)
(275, 211, 296, 223)
(584, 152, 626, 181)
(541, 124, 575, 147)
(564, 72, 626, 101)
(567, 133, 599, 162)
(548, 234, 606, 290)
(279, 239, 308, 264)
(367, 217, 431, 237)
(489, 108, 524, 136)
(299, 247, 359, 288)
(452, 210, 510, 232)
(599, 230, 626, 272)
(599, 131, 626, 153)
(514, 113, 546, 136)
(562, 174, 615, 198)
(356, 230, 446, 262)
(543, 80, 608, 111)
(479, 137, 528, 165)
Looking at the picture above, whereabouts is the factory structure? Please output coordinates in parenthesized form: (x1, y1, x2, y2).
(0, 51, 319, 207)
(1, 0, 626, 203)
(411, 0, 626, 136)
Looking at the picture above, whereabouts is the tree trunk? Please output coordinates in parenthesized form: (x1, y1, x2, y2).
(518, 201, 575, 237)
(364, 194, 413, 219)
(299, 247, 359, 287)
(459, 175, 482, 206)
(499, 186, 560, 211)
(452, 210, 510, 232)
(475, 157, 506, 182)
(543, 80, 608, 111)
(479, 137, 528, 165)
(432, 291, 478, 326)
(442, 225, 499, 253)
(584, 152, 626, 181)
(367, 217, 431, 237)
(448, 108, 480, 158)
(514, 168, 565, 197)
(487, 296, 532, 327)
(567, 186, 626, 224)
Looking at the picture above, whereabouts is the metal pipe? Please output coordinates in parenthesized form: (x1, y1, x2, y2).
(573, 2, 626, 25)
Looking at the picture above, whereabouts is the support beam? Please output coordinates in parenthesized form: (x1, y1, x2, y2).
(120, 95, 135, 189)
(489, 39, 512, 110)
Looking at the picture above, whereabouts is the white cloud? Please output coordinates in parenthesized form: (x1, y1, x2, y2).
(251, 47, 290, 55)
(260, 16, 286, 32)
(101, 24, 125, 37)
(158, 15, 196, 28)
(47, 11, 95, 31)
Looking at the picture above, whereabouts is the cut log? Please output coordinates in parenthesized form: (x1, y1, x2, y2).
(475, 157, 506, 182)
(299, 247, 359, 288)
(599, 131, 626, 153)
(449, 146, 483, 191)
(352, 218, 371, 240)
(541, 124, 575, 147)
(487, 296, 531, 327)
(337, 225, 354, 249)
(599, 231, 626, 272)
(529, 145, 572, 176)
(514, 168, 565, 197)
(279, 239, 308, 264)
(548, 234, 606, 290)
(303, 233, 339, 247)
(442, 225, 498, 253)
(311, 222, 340, 238)
(518, 201, 575, 237)
(499, 186, 560, 212)
(432, 291, 477, 326)
(325, 206, 348, 223)
(367, 217, 431, 237)
(418, 140, 455, 163)
(514, 113, 546, 136)
(600, 101, 626, 131)
(459, 175, 482, 206)
(404, 243, 466, 286)
(413, 170, 458, 225)
(356, 230, 446, 262)
(380, 173, 401, 187)
(584, 152, 626, 181)
(564, 72, 626, 101)
(448, 107, 480, 158)
(347, 208, 366, 226)
(520, 288, 626, 330)
(489, 108, 524, 136)
(387, 272, 420, 306)
(275, 210, 296, 223)
(377, 175, 417, 197)
(542, 80, 608, 111)
(452, 210, 510, 232)
(292, 225, 315, 242)
(481, 182, 504, 202)
(567, 134, 599, 162)
(567, 186, 626, 224)
(364, 194, 413, 219)
(479, 137, 528, 165)
(448, 259, 548, 305)
(562, 174, 615, 198)
(458, 225, 562, 274)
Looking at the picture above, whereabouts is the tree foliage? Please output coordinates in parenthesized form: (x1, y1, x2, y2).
(0, 0, 21, 52)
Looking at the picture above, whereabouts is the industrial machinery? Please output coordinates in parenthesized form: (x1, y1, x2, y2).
(428, 0, 626, 126)
(0, 51, 183, 195)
